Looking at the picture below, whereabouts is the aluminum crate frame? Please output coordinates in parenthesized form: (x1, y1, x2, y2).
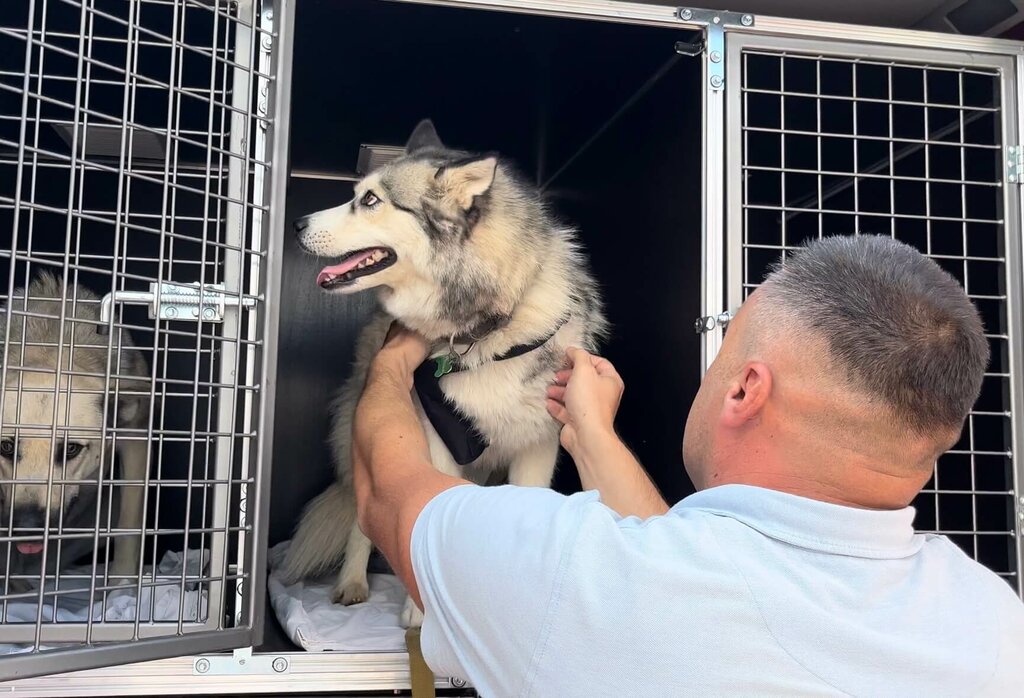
(4, 0, 1023, 694)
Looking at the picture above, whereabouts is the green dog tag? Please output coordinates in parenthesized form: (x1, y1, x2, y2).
(434, 354, 456, 378)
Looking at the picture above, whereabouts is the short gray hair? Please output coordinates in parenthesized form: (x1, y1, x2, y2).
(759, 235, 989, 435)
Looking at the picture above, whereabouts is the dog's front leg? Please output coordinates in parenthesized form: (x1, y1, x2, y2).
(508, 436, 559, 488)
(109, 438, 149, 582)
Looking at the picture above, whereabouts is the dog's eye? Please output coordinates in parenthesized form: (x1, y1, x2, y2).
(0, 439, 13, 459)
(62, 443, 85, 461)
(360, 190, 381, 208)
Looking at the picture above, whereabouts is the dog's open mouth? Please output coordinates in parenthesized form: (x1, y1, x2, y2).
(16, 542, 43, 555)
(317, 247, 396, 289)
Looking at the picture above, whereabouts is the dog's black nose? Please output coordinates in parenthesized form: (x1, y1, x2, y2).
(12, 505, 46, 530)
(294, 216, 311, 234)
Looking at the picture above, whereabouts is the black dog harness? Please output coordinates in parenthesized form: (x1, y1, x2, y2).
(412, 318, 568, 465)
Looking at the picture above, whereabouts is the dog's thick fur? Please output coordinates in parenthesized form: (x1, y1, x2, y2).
(282, 120, 607, 627)
(0, 272, 149, 587)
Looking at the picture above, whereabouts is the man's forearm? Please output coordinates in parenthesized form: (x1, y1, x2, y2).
(352, 360, 467, 605)
(573, 430, 669, 518)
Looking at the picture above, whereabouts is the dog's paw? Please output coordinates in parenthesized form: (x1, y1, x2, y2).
(331, 580, 369, 606)
(401, 596, 424, 628)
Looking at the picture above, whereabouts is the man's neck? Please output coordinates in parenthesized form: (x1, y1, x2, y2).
(703, 468, 922, 510)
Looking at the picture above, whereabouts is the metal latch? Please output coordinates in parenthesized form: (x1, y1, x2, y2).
(98, 281, 256, 331)
(695, 310, 734, 334)
(1007, 145, 1023, 183)
(193, 647, 290, 676)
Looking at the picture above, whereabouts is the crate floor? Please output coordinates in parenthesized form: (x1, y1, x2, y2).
(0, 549, 209, 654)
(268, 541, 407, 652)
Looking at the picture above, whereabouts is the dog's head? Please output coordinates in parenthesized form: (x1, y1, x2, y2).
(294, 120, 499, 298)
(0, 374, 118, 553)
(0, 276, 143, 557)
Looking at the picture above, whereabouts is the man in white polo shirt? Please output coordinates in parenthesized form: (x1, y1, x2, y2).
(351, 235, 1024, 696)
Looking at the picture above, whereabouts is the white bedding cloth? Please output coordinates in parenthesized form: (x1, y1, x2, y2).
(267, 541, 407, 652)
(0, 549, 208, 655)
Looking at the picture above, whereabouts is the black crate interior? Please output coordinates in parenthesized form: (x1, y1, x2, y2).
(0, 0, 1017, 656)
(265, 0, 704, 649)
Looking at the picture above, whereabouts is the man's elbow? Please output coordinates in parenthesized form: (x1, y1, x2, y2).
(353, 475, 376, 540)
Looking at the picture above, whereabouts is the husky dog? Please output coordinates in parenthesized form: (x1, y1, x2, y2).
(0, 272, 150, 589)
(282, 120, 607, 627)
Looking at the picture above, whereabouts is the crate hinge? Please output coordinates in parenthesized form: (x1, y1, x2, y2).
(1007, 145, 1023, 183)
(98, 281, 257, 332)
(193, 647, 291, 676)
(676, 8, 755, 90)
(694, 310, 735, 334)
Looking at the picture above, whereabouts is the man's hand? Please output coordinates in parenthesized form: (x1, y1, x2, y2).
(546, 347, 625, 460)
(371, 322, 431, 384)
(546, 347, 669, 519)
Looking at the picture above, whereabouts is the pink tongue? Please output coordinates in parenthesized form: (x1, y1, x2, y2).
(17, 542, 43, 555)
(317, 250, 378, 286)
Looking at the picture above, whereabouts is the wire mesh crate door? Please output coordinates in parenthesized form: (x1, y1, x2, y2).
(724, 33, 1023, 598)
(0, 0, 278, 656)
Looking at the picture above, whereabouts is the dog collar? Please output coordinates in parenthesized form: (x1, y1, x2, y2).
(413, 314, 570, 465)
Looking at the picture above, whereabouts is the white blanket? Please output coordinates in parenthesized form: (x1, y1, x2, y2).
(0, 549, 209, 654)
(267, 541, 407, 652)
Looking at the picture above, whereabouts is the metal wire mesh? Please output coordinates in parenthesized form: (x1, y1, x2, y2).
(738, 48, 1019, 592)
(0, 0, 271, 648)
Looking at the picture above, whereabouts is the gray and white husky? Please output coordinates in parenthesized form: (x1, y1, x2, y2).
(282, 120, 607, 627)
(0, 272, 150, 589)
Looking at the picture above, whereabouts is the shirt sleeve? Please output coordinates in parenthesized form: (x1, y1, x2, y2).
(410, 483, 600, 693)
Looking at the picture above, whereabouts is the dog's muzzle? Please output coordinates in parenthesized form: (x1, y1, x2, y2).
(293, 216, 311, 234)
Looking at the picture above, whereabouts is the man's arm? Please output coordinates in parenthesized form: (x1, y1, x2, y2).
(547, 348, 669, 518)
(351, 324, 470, 608)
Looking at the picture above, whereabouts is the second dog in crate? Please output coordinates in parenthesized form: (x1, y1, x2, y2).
(282, 120, 607, 627)
(0, 272, 150, 590)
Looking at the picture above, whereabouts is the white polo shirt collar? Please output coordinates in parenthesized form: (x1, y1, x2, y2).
(675, 483, 924, 559)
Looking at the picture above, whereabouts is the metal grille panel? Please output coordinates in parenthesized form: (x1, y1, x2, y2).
(731, 42, 1020, 594)
(0, 0, 275, 657)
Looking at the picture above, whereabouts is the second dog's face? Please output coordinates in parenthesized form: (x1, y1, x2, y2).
(0, 372, 111, 554)
(293, 120, 498, 297)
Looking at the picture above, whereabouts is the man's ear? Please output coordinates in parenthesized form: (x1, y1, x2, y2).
(405, 119, 444, 154)
(435, 154, 498, 210)
(720, 362, 772, 428)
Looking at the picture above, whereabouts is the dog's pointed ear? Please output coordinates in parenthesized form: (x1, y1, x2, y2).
(106, 393, 141, 428)
(436, 154, 498, 209)
(405, 119, 443, 154)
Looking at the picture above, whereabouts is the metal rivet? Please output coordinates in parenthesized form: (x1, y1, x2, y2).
(203, 307, 216, 320)
(710, 75, 724, 88)
(272, 657, 288, 673)
(710, 51, 722, 63)
(239, 659, 246, 666)
(678, 8, 693, 20)
(192, 307, 200, 317)
(195, 658, 210, 674)
(451, 677, 467, 688)
(713, 15, 721, 24)
(264, 9, 273, 20)
(164, 307, 177, 319)
(741, 14, 754, 26)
